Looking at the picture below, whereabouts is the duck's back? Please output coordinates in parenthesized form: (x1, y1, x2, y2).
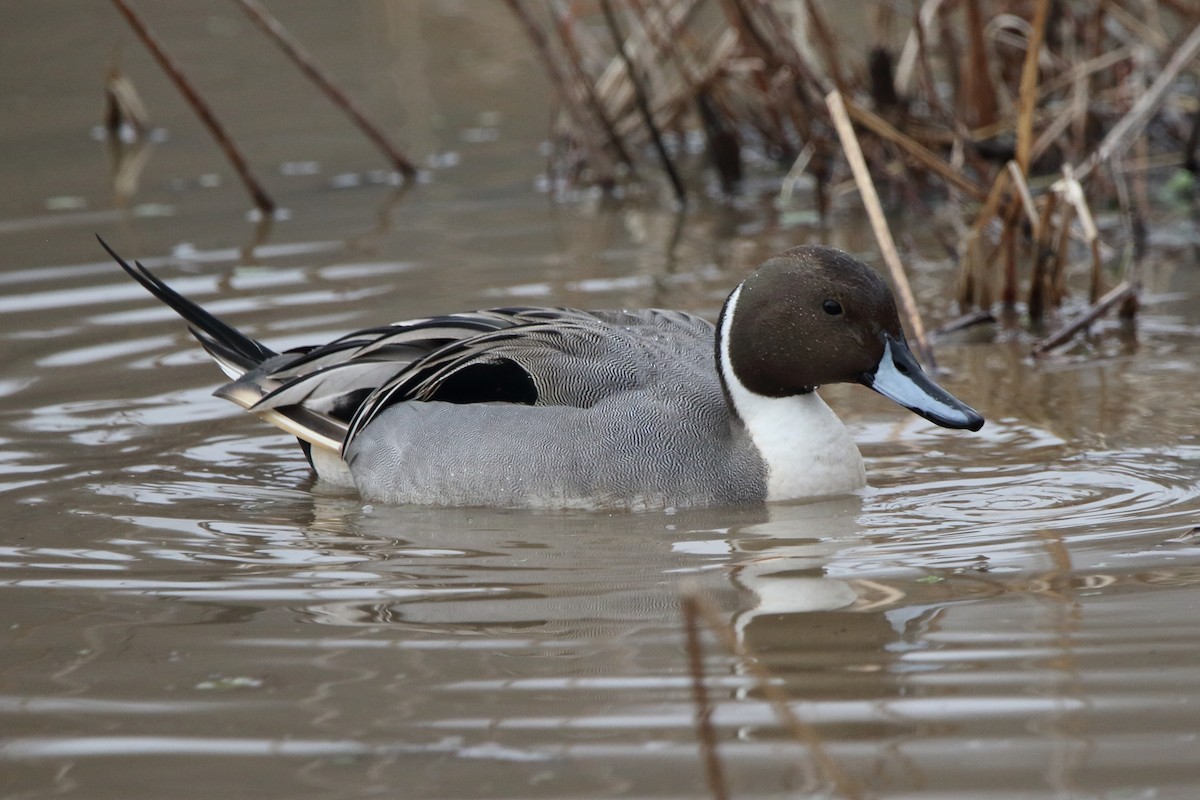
(343, 308, 767, 509)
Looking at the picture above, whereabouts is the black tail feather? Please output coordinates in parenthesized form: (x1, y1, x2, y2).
(98, 235, 277, 372)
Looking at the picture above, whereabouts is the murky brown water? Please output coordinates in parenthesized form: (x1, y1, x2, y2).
(3, 4, 1200, 799)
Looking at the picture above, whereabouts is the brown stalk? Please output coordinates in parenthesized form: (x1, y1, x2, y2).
(960, 168, 1011, 309)
(994, 220, 1011, 310)
(633, 1, 740, 190)
(682, 588, 862, 800)
(600, 0, 687, 205)
(718, 0, 776, 65)
(104, 66, 149, 139)
(1031, 280, 1138, 356)
(232, 0, 416, 178)
(637, 0, 703, 90)
(1036, 45, 1131, 100)
(505, 0, 618, 181)
(804, 0, 848, 94)
(1110, 165, 1142, 319)
(551, 3, 639, 172)
(909, 0, 951, 123)
(841, 96, 988, 200)
(1032, 189, 1060, 308)
(962, 0, 998, 128)
(827, 90, 934, 366)
(1130, 123, 1151, 261)
(1005, 161, 1040, 232)
(1027, 222, 1053, 324)
(934, 309, 996, 336)
(1055, 166, 1103, 303)
(682, 595, 729, 800)
(1079, 20, 1200, 180)
(110, 0, 275, 215)
(1049, 200, 1075, 309)
(1015, 0, 1053, 174)
(1184, 103, 1200, 173)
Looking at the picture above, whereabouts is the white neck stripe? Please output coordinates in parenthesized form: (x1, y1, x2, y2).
(718, 283, 866, 500)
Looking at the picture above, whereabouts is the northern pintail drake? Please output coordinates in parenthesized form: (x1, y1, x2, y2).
(101, 238, 983, 510)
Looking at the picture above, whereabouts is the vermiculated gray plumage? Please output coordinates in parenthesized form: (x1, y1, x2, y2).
(337, 309, 768, 508)
(240, 307, 766, 508)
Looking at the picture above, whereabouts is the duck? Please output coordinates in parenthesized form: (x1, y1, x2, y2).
(100, 238, 983, 510)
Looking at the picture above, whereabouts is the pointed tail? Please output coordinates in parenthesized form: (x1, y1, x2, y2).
(98, 235, 276, 378)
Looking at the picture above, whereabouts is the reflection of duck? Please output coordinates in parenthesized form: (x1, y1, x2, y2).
(103, 240, 982, 509)
(723, 502, 917, 717)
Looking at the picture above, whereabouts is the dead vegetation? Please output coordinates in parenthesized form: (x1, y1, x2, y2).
(108, 0, 417, 219)
(508, 0, 1200, 351)
(107, 1, 1200, 353)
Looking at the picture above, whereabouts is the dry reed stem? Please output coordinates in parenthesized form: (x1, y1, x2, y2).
(505, 0, 619, 181)
(1003, 161, 1040, 307)
(1103, 0, 1172, 53)
(682, 588, 862, 800)
(1047, 200, 1074, 313)
(232, 0, 416, 178)
(1031, 280, 1138, 355)
(906, 0, 952, 122)
(514, 1, 1189, 339)
(1036, 45, 1131, 99)
(599, 0, 687, 205)
(963, 0, 999, 128)
(682, 594, 729, 800)
(827, 90, 934, 366)
(1111, 164, 1142, 320)
(104, 67, 149, 138)
(842, 96, 988, 200)
(636, 0, 703, 91)
(804, 0, 847, 94)
(1015, 0, 1052, 173)
(1032, 188, 1059, 282)
(961, 168, 1011, 308)
(110, 0, 275, 215)
(934, 309, 996, 336)
(1052, 166, 1102, 302)
(552, 4, 639, 172)
(1005, 161, 1039, 233)
(779, 142, 815, 204)
(1079, 20, 1200, 180)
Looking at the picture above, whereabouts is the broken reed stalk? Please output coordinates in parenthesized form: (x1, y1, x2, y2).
(1031, 280, 1138, 355)
(110, 0, 275, 216)
(1053, 165, 1104, 302)
(232, 0, 417, 179)
(682, 588, 862, 800)
(682, 594, 730, 800)
(599, 0, 687, 205)
(826, 90, 934, 367)
(104, 64, 150, 139)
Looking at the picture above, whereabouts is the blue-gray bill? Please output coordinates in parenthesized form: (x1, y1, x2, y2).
(860, 335, 985, 431)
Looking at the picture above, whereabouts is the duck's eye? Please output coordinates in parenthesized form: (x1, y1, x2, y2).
(822, 299, 843, 316)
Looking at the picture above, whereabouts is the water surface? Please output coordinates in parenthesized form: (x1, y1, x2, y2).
(2, 4, 1200, 799)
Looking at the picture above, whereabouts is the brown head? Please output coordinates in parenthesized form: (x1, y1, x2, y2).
(718, 245, 983, 430)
